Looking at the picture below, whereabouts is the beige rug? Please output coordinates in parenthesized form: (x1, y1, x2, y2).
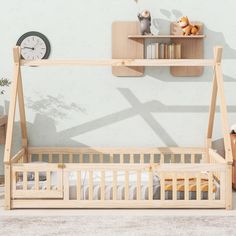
(1, 215, 236, 236)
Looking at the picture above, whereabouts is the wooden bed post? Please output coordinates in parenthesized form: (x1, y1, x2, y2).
(207, 46, 233, 209)
(3, 46, 27, 209)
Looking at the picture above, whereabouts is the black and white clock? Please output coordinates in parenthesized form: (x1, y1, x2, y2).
(16, 31, 51, 60)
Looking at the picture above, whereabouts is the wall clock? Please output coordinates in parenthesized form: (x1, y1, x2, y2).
(16, 31, 51, 60)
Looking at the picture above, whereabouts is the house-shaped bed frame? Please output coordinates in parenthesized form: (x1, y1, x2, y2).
(4, 46, 233, 210)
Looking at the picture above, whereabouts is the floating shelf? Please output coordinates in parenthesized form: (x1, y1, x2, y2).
(128, 35, 206, 39)
(112, 21, 205, 77)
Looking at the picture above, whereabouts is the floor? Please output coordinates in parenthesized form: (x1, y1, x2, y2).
(1, 186, 236, 236)
(1, 185, 236, 217)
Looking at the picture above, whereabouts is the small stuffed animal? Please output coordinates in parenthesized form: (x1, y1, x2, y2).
(137, 10, 152, 35)
(177, 16, 200, 36)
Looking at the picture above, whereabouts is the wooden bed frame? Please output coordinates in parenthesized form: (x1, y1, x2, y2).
(4, 46, 233, 210)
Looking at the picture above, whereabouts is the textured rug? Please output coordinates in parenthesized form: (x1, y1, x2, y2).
(1, 215, 236, 236)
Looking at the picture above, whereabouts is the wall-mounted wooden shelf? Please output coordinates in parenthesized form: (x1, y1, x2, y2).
(112, 21, 204, 77)
(0, 115, 7, 144)
(128, 35, 205, 39)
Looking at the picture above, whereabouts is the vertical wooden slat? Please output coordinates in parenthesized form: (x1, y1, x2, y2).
(172, 173, 177, 200)
(136, 170, 141, 200)
(113, 170, 117, 200)
(125, 171, 129, 200)
(160, 154, 164, 164)
(63, 171, 69, 200)
(69, 154, 73, 163)
(89, 154, 93, 163)
(171, 154, 175, 163)
(140, 154, 144, 163)
(38, 154, 42, 162)
(12, 171, 16, 192)
(181, 154, 185, 163)
(35, 171, 39, 190)
(184, 173, 189, 200)
(220, 171, 226, 201)
(150, 154, 154, 164)
(120, 154, 124, 163)
(196, 173, 201, 200)
(130, 154, 134, 163)
(148, 169, 153, 200)
(47, 171, 51, 190)
(48, 154, 52, 163)
(191, 154, 195, 163)
(79, 154, 83, 163)
(89, 171, 93, 200)
(208, 172, 213, 201)
(160, 173, 165, 200)
(77, 171, 81, 200)
(110, 154, 113, 163)
(99, 154, 103, 163)
(101, 171, 105, 200)
(23, 171, 27, 190)
(59, 154, 63, 163)
(57, 170, 63, 192)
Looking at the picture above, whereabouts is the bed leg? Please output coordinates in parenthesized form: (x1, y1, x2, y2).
(226, 164, 232, 210)
(4, 164, 11, 210)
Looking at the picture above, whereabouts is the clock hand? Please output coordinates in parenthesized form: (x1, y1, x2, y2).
(22, 46, 34, 50)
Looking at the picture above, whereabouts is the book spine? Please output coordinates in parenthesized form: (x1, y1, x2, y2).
(155, 43, 159, 59)
(151, 43, 156, 59)
(175, 44, 182, 59)
(146, 42, 152, 59)
(164, 44, 168, 59)
(159, 43, 164, 59)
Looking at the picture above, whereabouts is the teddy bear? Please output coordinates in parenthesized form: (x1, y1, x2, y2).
(137, 10, 152, 35)
(177, 16, 200, 36)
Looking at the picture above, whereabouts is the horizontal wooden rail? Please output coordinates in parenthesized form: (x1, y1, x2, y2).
(27, 146, 206, 154)
(21, 59, 215, 67)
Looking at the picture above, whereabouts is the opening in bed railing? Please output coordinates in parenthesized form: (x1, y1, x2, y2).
(4, 46, 233, 210)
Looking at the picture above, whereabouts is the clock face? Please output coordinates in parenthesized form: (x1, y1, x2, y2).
(16, 32, 51, 60)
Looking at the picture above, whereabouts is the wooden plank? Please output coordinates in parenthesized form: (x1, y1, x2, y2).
(11, 199, 226, 209)
(125, 171, 129, 200)
(4, 47, 21, 164)
(27, 146, 206, 155)
(170, 22, 204, 77)
(101, 171, 105, 200)
(172, 173, 177, 200)
(77, 171, 81, 200)
(208, 172, 213, 201)
(63, 171, 69, 201)
(4, 164, 11, 209)
(35, 171, 39, 190)
(11, 148, 25, 163)
(128, 35, 206, 39)
(160, 173, 165, 201)
(130, 154, 134, 163)
(113, 171, 117, 200)
(99, 154, 103, 163)
(21, 59, 215, 67)
(112, 21, 144, 77)
(17, 69, 28, 154)
(184, 173, 189, 200)
(47, 171, 51, 190)
(209, 149, 226, 164)
(148, 170, 153, 200)
(136, 170, 141, 200)
(23, 171, 27, 190)
(196, 173, 201, 200)
(89, 171, 93, 200)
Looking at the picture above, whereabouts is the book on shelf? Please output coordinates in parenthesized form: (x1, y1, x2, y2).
(145, 42, 182, 59)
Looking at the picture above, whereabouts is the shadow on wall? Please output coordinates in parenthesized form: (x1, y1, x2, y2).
(147, 9, 236, 82)
(26, 94, 86, 123)
(5, 87, 234, 148)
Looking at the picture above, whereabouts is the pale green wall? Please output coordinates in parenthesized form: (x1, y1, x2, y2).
(0, 0, 236, 174)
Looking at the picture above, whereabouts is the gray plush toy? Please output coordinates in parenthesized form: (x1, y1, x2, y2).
(137, 10, 152, 35)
